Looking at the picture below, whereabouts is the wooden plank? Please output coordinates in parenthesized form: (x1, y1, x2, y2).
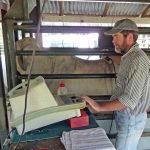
(102, 3, 109, 17)
(59, 1, 64, 16)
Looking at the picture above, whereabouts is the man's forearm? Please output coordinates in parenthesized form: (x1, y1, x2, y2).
(97, 99, 126, 112)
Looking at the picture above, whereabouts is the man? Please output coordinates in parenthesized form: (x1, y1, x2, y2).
(81, 19, 150, 150)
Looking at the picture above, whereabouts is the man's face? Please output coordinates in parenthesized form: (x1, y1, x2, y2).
(112, 32, 128, 53)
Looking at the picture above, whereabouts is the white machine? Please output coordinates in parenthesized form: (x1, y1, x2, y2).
(8, 76, 85, 135)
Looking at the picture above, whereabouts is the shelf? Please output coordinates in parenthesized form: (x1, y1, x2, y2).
(16, 49, 121, 56)
(16, 48, 150, 56)
(18, 73, 116, 79)
(14, 25, 150, 34)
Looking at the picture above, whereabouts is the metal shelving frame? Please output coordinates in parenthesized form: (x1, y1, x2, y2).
(3, 22, 150, 91)
(2, 1, 150, 148)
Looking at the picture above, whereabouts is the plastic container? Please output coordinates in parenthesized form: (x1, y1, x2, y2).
(57, 81, 68, 96)
(8, 76, 85, 135)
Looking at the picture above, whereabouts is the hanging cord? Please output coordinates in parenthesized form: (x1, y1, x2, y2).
(14, 1, 47, 150)
(104, 57, 116, 135)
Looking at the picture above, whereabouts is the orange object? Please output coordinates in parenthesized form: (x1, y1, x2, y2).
(69, 110, 89, 128)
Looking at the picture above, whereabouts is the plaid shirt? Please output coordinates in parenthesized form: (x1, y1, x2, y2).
(111, 43, 150, 115)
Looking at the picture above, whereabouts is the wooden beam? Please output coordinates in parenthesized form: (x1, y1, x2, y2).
(42, 14, 150, 25)
(102, 3, 109, 17)
(142, 131, 150, 137)
(140, 4, 150, 17)
(59, 1, 64, 16)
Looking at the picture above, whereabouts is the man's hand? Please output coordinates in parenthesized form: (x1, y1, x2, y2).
(80, 96, 100, 112)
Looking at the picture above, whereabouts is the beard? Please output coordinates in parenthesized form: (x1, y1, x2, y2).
(115, 47, 126, 55)
(114, 39, 128, 54)
(114, 48, 121, 53)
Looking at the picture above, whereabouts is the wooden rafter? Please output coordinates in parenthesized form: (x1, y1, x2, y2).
(102, 3, 109, 17)
(140, 4, 150, 17)
(59, 1, 64, 16)
(42, 14, 150, 24)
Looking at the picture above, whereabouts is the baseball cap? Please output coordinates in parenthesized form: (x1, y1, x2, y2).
(104, 19, 138, 35)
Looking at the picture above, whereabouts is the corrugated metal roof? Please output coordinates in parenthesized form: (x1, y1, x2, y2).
(41, 1, 150, 17)
(43, 1, 105, 16)
(1, 0, 150, 18)
(64, 1, 105, 16)
(44, 1, 59, 14)
(107, 3, 148, 16)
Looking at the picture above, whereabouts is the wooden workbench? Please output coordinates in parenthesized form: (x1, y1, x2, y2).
(10, 109, 98, 150)
(10, 138, 65, 150)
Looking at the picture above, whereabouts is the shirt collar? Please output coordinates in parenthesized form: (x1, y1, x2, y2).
(122, 43, 139, 60)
